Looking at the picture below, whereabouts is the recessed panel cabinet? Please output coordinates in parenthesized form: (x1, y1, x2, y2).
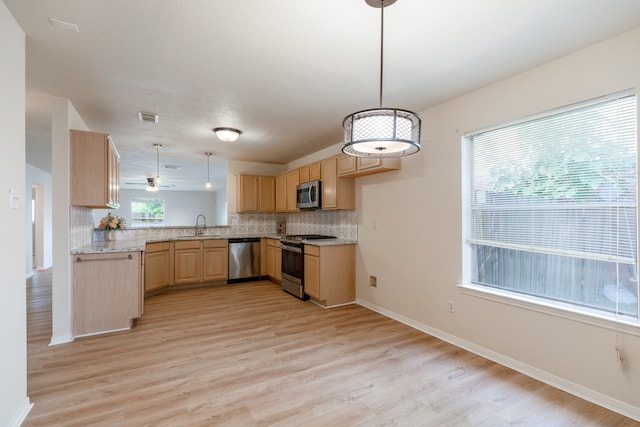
(70, 129, 120, 209)
(72, 251, 143, 336)
(203, 239, 229, 281)
(304, 244, 355, 307)
(144, 242, 170, 293)
(321, 157, 355, 210)
(173, 239, 229, 286)
(337, 155, 400, 178)
(238, 175, 275, 212)
(174, 240, 203, 285)
(265, 238, 281, 282)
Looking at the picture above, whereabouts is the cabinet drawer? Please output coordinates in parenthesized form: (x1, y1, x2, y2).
(304, 245, 320, 256)
(203, 239, 228, 248)
(174, 240, 201, 250)
(146, 242, 170, 253)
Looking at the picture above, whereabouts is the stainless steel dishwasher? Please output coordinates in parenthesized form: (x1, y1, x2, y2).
(227, 237, 261, 283)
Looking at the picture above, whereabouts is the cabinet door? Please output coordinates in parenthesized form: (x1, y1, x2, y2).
(108, 139, 120, 208)
(203, 247, 228, 281)
(321, 158, 338, 209)
(72, 252, 141, 336)
(267, 243, 276, 278)
(286, 170, 300, 211)
(337, 155, 357, 176)
(275, 245, 282, 281)
(309, 162, 321, 181)
(71, 130, 120, 209)
(304, 253, 320, 299)
(174, 241, 202, 284)
(144, 249, 170, 292)
(258, 176, 275, 212)
(299, 166, 310, 183)
(238, 175, 259, 212)
(275, 173, 287, 212)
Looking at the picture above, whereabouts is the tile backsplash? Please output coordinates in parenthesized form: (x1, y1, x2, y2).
(86, 210, 358, 245)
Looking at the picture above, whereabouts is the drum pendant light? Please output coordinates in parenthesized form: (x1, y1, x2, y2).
(342, 0, 421, 158)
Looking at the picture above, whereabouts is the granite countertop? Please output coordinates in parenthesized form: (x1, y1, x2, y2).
(71, 235, 356, 254)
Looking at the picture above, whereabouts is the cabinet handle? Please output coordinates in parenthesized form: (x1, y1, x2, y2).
(76, 254, 133, 262)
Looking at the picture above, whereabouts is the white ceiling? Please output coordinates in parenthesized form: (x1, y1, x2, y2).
(6, 0, 640, 191)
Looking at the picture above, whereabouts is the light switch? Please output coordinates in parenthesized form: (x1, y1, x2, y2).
(9, 189, 20, 209)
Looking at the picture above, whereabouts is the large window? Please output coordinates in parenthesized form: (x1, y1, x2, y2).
(131, 198, 165, 227)
(463, 92, 638, 320)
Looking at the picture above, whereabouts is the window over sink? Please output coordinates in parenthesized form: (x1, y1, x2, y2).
(131, 198, 165, 227)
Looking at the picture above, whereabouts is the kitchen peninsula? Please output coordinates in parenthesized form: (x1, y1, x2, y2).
(70, 230, 356, 337)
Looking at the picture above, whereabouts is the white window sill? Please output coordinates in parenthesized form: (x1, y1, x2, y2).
(458, 283, 640, 337)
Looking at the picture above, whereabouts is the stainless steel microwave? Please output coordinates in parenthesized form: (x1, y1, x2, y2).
(296, 180, 321, 209)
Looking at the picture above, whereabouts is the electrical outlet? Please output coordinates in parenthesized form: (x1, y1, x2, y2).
(448, 300, 455, 313)
(370, 275, 377, 287)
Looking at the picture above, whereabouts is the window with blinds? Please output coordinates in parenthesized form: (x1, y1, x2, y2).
(463, 92, 638, 319)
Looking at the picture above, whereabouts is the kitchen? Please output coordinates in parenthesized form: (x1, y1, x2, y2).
(68, 134, 400, 336)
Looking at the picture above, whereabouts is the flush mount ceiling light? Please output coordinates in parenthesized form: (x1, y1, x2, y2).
(145, 177, 158, 192)
(204, 152, 213, 189)
(138, 111, 159, 123)
(342, 0, 421, 158)
(153, 143, 163, 184)
(213, 127, 242, 142)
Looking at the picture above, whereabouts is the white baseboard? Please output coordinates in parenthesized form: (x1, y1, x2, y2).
(49, 334, 74, 346)
(25, 271, 34, 279)
(356, 298, 640, 422)
(7, 397, 33, 427)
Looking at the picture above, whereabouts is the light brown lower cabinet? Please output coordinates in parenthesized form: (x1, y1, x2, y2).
(144, 242, 170, 293)
(203, 239, 229, 281)
(173, 239, 229, 286)
(264, 238, 281, 282)
(304, 244, 355, 307)
(174, 240, 203, 285)
(72, 251, 143, 336)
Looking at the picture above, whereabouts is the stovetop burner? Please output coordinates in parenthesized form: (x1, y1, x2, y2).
(283, 234, 336, 241)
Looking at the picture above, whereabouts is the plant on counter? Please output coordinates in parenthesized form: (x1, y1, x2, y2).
(99, 212, 126, 230)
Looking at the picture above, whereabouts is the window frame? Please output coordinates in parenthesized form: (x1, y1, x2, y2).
(130, 197, 166, 227)
(461, 90, 640, 330)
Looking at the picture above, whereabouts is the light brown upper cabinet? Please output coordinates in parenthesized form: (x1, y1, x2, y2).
(309, 162, 321, 181)
(337, 155, 401, 178)
(275, 173, 287, 212)
(321, 157, 355, 210)
(70, 129, 120, 209)
(286, 169, 300, 212)
(238, 175, 275, 212)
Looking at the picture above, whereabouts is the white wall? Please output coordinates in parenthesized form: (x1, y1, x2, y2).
(355, 29, 640, 418)
(50, 98, 89, 345)
(0, 2, 31, 425)
(92, 189, 222, 227)
(26, 164, 53, 273)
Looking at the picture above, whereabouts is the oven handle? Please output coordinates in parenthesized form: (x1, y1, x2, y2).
(281, 244, 302, 254)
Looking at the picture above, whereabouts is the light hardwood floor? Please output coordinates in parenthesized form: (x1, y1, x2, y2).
(25, 270, 636, 426)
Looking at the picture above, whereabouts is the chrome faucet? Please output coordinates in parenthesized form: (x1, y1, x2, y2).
(195, 214, 206, 236)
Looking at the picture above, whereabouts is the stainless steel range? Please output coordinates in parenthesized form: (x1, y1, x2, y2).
(280, 234, 336, 299)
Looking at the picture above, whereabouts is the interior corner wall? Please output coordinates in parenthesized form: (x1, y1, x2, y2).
(0, 1, 31, 426)
(354, 28, 640, 418)
(50, 97, 89, 345)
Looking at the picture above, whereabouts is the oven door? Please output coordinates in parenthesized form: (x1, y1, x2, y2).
(281, 243, 305, 299)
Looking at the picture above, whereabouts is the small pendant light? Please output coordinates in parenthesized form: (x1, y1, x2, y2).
(342, 0, 421, 158)
(153, 143, 162, 183)
(204, 152, 213, 189)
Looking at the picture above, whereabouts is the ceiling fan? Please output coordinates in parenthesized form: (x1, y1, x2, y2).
(123, 177, 175, 191)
